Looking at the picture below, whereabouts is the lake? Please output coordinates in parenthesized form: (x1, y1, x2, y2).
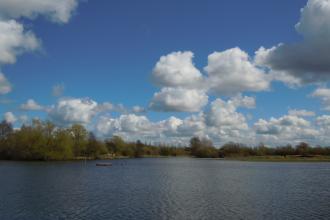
(0, 158, 329, 220)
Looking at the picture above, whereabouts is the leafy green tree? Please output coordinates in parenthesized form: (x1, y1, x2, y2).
(296, 142, 310, 156)
(48, 128, 74, 160)
(190, 137, 218, 158)
(86, 132, 108, 158)
(70, 124, 88, 156)
(134, 140, 144, 158)
(0, 120, 13, 139)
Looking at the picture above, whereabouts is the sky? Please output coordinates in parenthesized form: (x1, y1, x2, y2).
(1, 0, 330, 146)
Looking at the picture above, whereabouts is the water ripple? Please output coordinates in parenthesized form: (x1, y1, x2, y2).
(0, 159, 329, 220)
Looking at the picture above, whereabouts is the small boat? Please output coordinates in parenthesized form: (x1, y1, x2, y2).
(96, 163, 112, 167)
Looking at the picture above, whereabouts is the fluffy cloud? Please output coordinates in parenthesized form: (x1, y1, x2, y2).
(48, 98, 98, 125)
(204, 97, 253, 144)
(20, 99, 44, 111)
(288, 109, 315, 117)
(230, 94, 256, 109)
(205, 99, 248, 129)
(0, 73, 11, 94)
(96, 114, 156, 140)
(47, 97, 143, 125)
(0, 0, 78, 23)
(96, 102, 144, 114)
(316, 115, 330, 127)
(149, 49, 269, 111)
(132, 106, 146, 113)
(149, 87, 208, 112)
(95, 102, 114, 112)
(3, 111, 17, 124)
(205, 48, 270, 95)
(0, 19, 39, 65)
(254, 114, 318, 144)
(255, 0, 330, 84)
(310, 87, 330, 110)
(151, 51, 204, 89)
(97, 96, 255, 145)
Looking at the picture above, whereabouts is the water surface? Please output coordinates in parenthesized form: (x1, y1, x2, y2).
(0, 158, 329, 220)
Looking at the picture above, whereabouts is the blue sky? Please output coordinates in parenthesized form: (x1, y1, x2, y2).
(1, 0, 330, 146)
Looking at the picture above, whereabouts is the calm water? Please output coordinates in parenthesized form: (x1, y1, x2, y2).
(0, 158, 329, 220)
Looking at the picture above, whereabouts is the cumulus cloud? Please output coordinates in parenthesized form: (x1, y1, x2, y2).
(0, 73, 11, 94)
(288, 109, 315, 117)
(132, 106, 146, 113)
(20, 99, 44, 111)
(95, 102, 114, 112)
(149, 49, 270, 111)
(0, 19, 39, 65)
(3, 111, 17, 124)
(310, 87, 330, 110)
(47, 97, 142, 125)
(151, 51, 204, 89)
(149, 87, 208, 112)
(205, 98, 249, 130)
(0, 0, 78, 23)
(205, 47, 271, 95)
(96, 102, 144, 114)
(48, 98, 98, 125)
(316, 115, 330, 127)
(96, 113, 200, 143)
(96, 114, 156, 140)
(230, 94, 256, 109)
(97, 96, 256, 145)
(254, 114, 318, 144)
(255, 0, 330, 84)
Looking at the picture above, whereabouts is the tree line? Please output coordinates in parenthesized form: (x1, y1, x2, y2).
(0, 120, 188, 160)
(0, 120, 330, 160)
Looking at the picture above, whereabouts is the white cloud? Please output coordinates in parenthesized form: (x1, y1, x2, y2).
(95, 113, 206, 144)
(205, 98, 249, 130)
(254, 114, 318, 145)
(151, 51, 204, 89)
(48, 98, 98, 125)
(0, 73, 11, 94)
(310, 87, 330, 110)
(230, 94, 256, 109)
(316, 115, 330, 127)
(3, 111, 17, 124)
(205, 47, 270, 95)
(149, 87, 208, 112)
(255, 0, 330, 84)
(0, 0, 78, 23)
(95, 102, 114, 112)
(96, 114, 156, 140)
(0, 19, 39, 65)
(96, 102, 144, 114)
(288, 109, 315, 117)
(132, 106, 146, 113)
(20, 99, 43, 111)
(149, 49, 268, 112)
(47, 98, 140, 125)
(97, 96, 257, 145)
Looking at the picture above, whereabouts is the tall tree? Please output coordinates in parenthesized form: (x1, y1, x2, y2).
(70, 124, 88, 156)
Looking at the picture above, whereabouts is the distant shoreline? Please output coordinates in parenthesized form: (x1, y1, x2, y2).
(222, 155, 330, 162)
(1, 155, 330, 162)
